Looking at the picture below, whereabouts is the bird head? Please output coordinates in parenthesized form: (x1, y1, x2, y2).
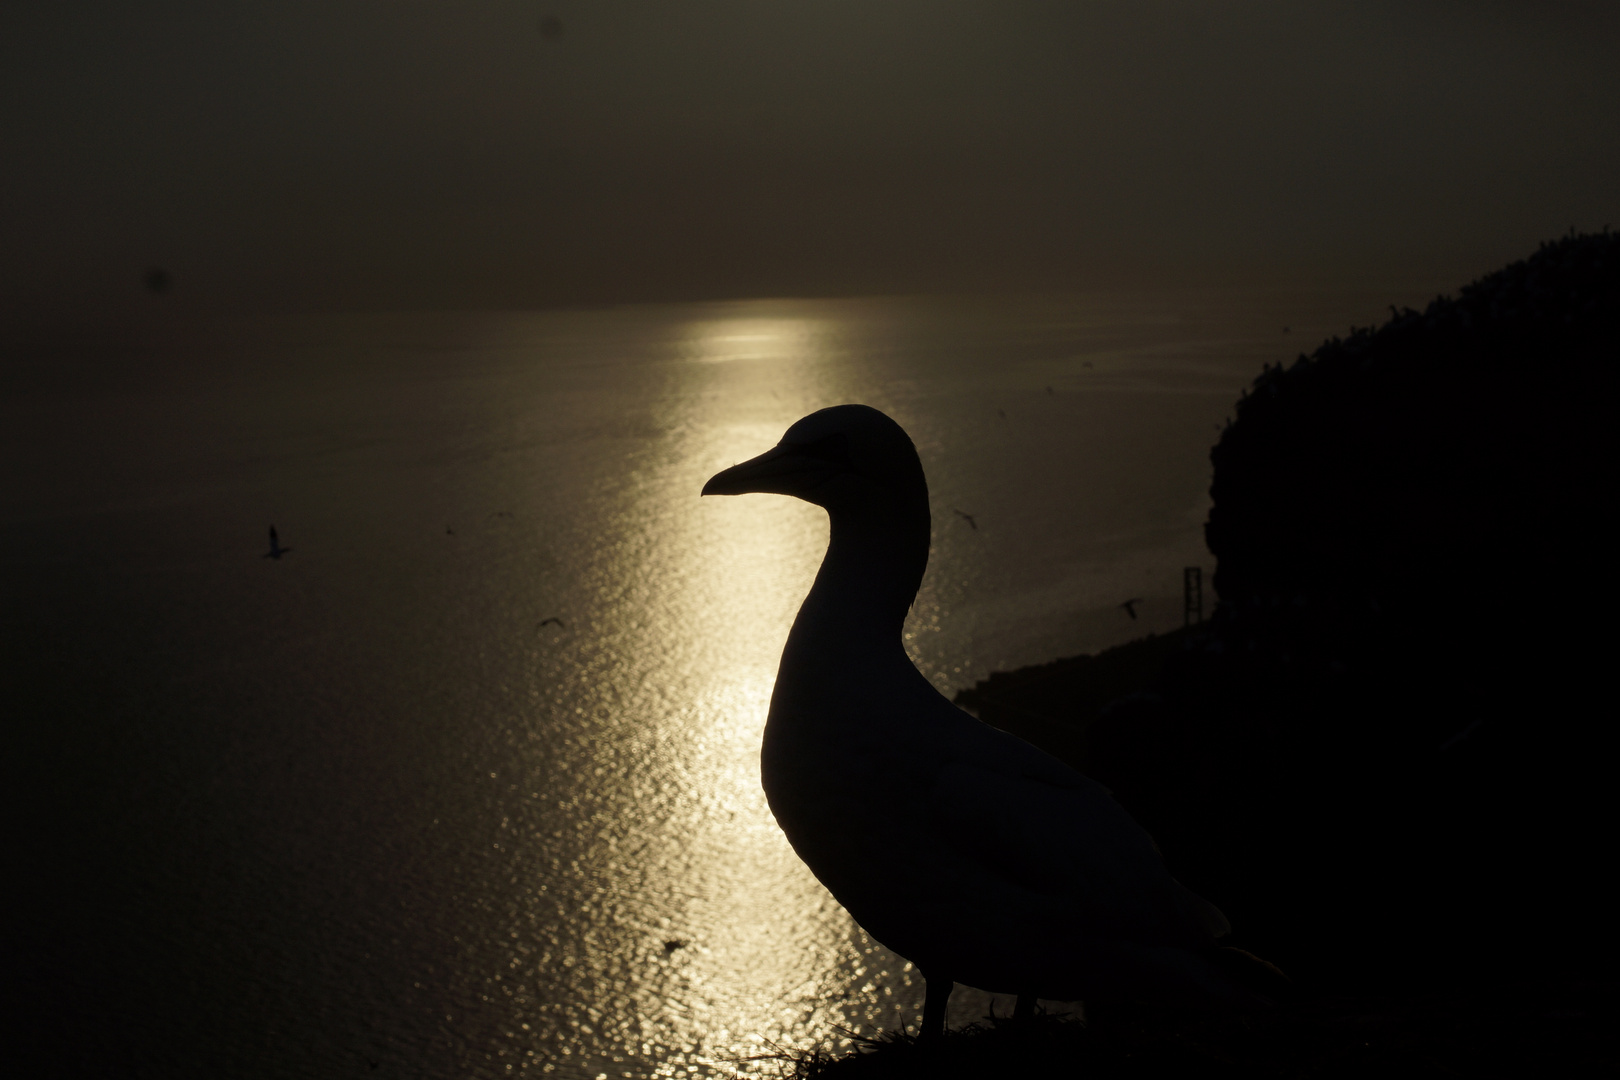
(701, 404, 928, 519)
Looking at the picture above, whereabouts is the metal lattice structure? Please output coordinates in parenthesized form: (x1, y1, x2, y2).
(1184, 566, 1203, 626)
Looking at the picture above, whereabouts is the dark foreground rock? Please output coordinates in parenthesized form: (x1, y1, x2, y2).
(769, 981, 1618, 1078)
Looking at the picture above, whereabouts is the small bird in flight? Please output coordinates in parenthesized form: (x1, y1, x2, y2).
(263, 526, 291, 559)
(538, 617, 565, 629)
(1120, 597, 1144, 620)
(952, 509, 978, 531)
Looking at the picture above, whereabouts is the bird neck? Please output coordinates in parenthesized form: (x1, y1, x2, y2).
(784, 500, 931, 666)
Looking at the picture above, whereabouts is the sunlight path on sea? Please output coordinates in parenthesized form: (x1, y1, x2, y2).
(484, 307, 939, 1078)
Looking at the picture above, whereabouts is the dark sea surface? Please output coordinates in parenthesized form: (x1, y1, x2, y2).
(3, 291, 1405, 1078)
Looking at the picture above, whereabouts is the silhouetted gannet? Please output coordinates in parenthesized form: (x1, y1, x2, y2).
(703, 404, 1285, 1038)
(1120, 598, 1143, 620)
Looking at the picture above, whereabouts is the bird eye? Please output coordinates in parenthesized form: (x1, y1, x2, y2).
(794, 433, 854, 469)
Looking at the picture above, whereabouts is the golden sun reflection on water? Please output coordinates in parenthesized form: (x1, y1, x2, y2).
(640, 328, 910, 1073)
(489, 304, 1037, 1078)
(678, 314, 832, 365)
(520, 308, 936, 1078)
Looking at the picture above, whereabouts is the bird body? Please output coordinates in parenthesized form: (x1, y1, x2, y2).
(703, 405, 1282, 1032)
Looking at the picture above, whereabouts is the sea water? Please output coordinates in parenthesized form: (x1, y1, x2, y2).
(2, 290, 1401, 1078)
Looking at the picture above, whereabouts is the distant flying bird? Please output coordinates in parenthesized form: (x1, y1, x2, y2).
(263, 526, 290, 559)
(1045, 385, 1056, 395)
(703, 405, 1287, 1039)
(538, 617, 565, 629)
(1120, 598, 1143, 620)
(1283, 326, 1291, 334)
(1438, 718, 1483, 753)
(952, 508, 978, 531)
(446, 525, 455, 535)
(663, 939, 687, 953)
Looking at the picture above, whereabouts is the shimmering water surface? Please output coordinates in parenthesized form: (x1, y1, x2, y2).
(4, 291, 1399, 1077)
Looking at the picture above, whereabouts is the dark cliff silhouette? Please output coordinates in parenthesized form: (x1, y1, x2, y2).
(967, 232, 1618, 992)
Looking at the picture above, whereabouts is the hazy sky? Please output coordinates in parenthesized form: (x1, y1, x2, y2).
(4, 2, 1617, 323)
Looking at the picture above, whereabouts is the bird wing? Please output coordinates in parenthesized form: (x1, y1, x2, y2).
(923, 727, 1225, 946)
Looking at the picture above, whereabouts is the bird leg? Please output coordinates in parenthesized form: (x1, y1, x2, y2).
(919, 974, 953, 1041)
(1014, 993, 1036, 1021)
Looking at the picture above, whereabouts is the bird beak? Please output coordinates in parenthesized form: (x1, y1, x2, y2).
(702, 443, 831, 497)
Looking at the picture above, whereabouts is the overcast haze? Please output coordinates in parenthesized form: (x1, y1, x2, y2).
(4, 1, 1617, 328)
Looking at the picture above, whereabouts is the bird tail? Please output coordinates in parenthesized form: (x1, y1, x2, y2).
(1174, 880, 1231, 940)
(1206, 946, 1296, 1004)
